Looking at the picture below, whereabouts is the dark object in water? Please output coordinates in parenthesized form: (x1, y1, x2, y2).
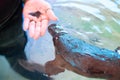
(46, 24, 120, 80)
(18, 59, 53, 80)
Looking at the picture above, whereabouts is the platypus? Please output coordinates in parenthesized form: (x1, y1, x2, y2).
(45, 24, 120, 80)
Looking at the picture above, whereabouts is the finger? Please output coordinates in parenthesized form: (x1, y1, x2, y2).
(29, 21, 35, 38)
(38, 16, 42, 22)
(47, 9, 58, 21)
(33, 21, 41, 40)
(23, 18, 30, 31)
(28, 15, 38, 22)
(40, 19, 48, 36)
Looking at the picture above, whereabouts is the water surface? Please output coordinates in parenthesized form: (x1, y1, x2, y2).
(0, 0, 120, 80)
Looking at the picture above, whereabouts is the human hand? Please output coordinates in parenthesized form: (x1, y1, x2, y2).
(23, 0, 58, 39)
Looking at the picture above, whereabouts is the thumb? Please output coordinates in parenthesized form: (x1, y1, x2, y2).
(47, 9, 58, 21)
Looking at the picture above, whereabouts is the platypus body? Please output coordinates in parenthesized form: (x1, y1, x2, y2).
(46, 24, 120, 80)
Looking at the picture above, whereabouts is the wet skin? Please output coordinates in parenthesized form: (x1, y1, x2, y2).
(46, 24, 120, 80)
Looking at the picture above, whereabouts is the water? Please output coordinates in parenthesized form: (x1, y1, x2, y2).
(52, 0, 120, 50)
(0, 0, 120, 80)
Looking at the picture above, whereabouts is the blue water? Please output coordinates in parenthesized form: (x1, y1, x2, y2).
(0, 0, 120, 80)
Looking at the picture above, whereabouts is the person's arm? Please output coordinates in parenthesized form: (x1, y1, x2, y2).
(23, 0, 58, 40)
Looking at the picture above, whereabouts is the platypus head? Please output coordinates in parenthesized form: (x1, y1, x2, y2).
(48, 24, 67, 37)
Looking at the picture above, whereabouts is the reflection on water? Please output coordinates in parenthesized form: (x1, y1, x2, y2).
(0, 0, 120, 80)
(54, 2, 106, 21)
(53, 0, 120, 50)
(51, 0, 120, 79)
(98, 0, 120, 13)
